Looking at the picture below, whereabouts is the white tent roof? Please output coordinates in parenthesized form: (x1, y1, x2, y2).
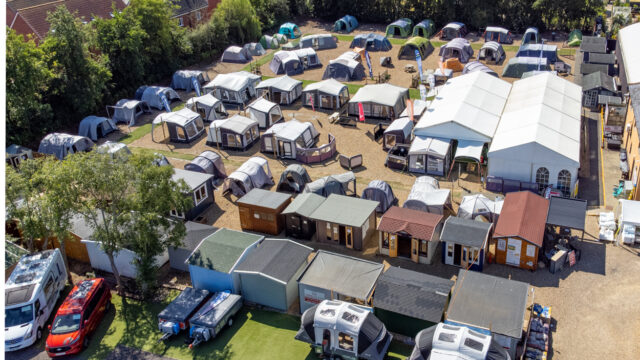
(414, 72, 511, 142)
(303, 79, 346, 96)
(489, 73, 582, 165)
(248, 97, 278, 114)
(337, 51, 361, 62)
(384, 117, 413, 137)
(620, 199, 640, 225)
(409, 136, 450, 156)
(205, 72, 252, 92)
(153, 108, 199, 126)
(444, 22, 462, 30)
(210, 115, 257, 134)
(293, 48, 318, 58)
(455, 140, 484, 162)
(186, 93, 222, 108)
(349, 84, 408, 107)
(485, 26, 509, 34)
(256, 76, 302, 92)
(618, 22, 640, 85)
(264, 119, 318, 141)
(400, 100, 429, 118)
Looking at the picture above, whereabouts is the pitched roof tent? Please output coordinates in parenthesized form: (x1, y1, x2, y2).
(494, 191, 549, 247)
(349, 84, 409, 108)
(234, 239, 313, 283)
(378, 206, 443, 241)
(440, 216, 493, 248)
(302, 79, 347, 96)
(310, 194, 379, 227)
(187, 228, 264, 273)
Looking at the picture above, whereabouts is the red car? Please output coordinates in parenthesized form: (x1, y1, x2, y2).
(45, 278, 111, 357)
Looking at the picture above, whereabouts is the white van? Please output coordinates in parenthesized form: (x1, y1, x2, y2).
(5, 249, 67, 351)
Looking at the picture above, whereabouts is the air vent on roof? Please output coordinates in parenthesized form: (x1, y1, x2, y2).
(14, 273, 36, 284)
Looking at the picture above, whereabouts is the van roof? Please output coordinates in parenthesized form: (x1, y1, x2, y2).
(5, 249, 60, 306)
(57, 279, 103, 314)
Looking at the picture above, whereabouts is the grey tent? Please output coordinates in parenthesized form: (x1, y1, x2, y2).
(204, 72, 259, 105)
(403, 176, 451, 215)
(502, 56, 550, 78)
(334, 15, 358, 33)
(273, 33, 288, 44)
(243, 42, 266, 56)
(483, 26, 513, 44)
(135, 86, 181, 110)
(259, 35, 279, 50)
(302, 79, 349, 110)
(299, 34, 338, 50)
(463, 61, 499, 77)
(383, 117, 413, 150)
(277, 164, 312, 193)
(361, 180, 396, 213)
(270, 51, 303, 76)
(38, 133, 94, 160)
(108, 99, 151, 126)
(222, 156, 273, 196)
(522, 27, 540, 45)
(152, 108, 206, 143)
(247, 97, 283, 129)
(347, 84, 409, 120)
(322, 57, 366, 81)
(294, 48, 322, 69)
(6, 144, 33, 168)
(207, 115, 260, 150)
(458, 194, 501, 222)
(303, 171, 356, 197)
(408, 323, 510, 360)
(170, 70, 210, 92)
(221, 46, 252, 63)
(255, 76, 303, 105)
(349, 33, 392, 52)
(478, 41, 505, 63)
(439, 38, 473, 63)
(437, 22, 468, 40)
(516, 44, 558, 63)
(184, 151, 227, 180)
(96, 141, 131, 159)
(78, 116, 117, 141)
(408, 136, 452, 176)
(260, 119, 319, 159)
(185, 93, 228, 122)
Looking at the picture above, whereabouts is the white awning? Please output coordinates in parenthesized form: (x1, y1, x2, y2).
(455, 140, 484, 162)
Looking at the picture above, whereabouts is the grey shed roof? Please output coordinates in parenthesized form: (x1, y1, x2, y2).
(70, 214, 96, 239)
(282, 192, 327, 217)
(298, 251, 384, 300)
(179, 222, 218, 252)
(585, 52, 615, 65)
(309, 194, 379, 227)
(440, 217, 493, 248)
(373, 267, 453, 323)
(580, 36, 607, 53)
(447, 270, 529, 338)
(233, 239, 313, 283)
(237, 189, 291, 209)
(546, 197, 587, 231)
(172, 168, 214, 191)
(581, 71, 616, 93)
(187, 228, 264, 273)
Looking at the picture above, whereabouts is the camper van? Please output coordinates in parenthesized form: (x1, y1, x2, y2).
(5, 249, 68, 351)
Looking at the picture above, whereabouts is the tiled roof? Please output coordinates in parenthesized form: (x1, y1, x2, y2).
(493, 191, 549, 247)
(377, 206, 443, 241)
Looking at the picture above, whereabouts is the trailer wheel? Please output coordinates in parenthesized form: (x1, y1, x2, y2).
(227, 318, 233, 327)
(36, 327, 43, 341)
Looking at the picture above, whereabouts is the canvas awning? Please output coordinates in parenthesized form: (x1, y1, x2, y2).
(409, 136, 450, 156)
(454, 140, 484, 162)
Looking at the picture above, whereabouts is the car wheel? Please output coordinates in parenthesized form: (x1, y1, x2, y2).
(228, 318, 233, 327)
(36, 327, 43, 341)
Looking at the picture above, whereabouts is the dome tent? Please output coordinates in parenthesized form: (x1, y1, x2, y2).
(221, 46, 252, 63)
(78, 116, 117, 141)
(458, 194, 501, 222)
(279, 22, 301, 39)
(303, 171, 356, 197)
(385, 18, 413, 38)
(277, 164, 312, 193)
(135, 86, 181, 110)
(222, 157, 273, 196)
(170, 70, 210, 92)
(568, 29, 583, 47)
(436, 22, 468, 40)
(413, 20, 436, 38)
(108, 99, 151, 126)
(478, 41, 505, 63)
(184, 150, 227, 180)
(243, 42, 266, 56)
(522, 27, 540, 45)
(398, 37, 434, 59)
(334, 15, 358, 33)
(349, 33, 392, 52)
(439, 38, 473, 63)
(361, 180, 396, 213)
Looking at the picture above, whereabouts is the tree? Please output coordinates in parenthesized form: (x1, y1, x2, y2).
(213, 0, 261, 45)
(6, 30, 54, 147)
(250, 0, 290, 31)
(186, 17, 229, 63)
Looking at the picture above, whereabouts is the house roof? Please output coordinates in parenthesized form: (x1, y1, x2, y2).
(493, 191, 549, 247)
(377, 206, 443, 241)
(440, 217, 493, 248)
(237, 188, 291, 209)
(172, 168, 213, 191)
(373, 267, 453, 323)
(282, 192, 326, 218)
(309, 194, 379, 227)
(546, 197, 587, 231)
(581, 71, 616, 92)
(579, 36, 607, 53)
(447, 269, 529, 338)
(187, 228, 264, 273)
(233, 239, 313, 283)
(298, 251, 384, 300)
(171, 0, 208, 17)
(179, 222, 218, 251)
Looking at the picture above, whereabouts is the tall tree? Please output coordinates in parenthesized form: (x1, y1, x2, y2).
(213, 0, 262, 45)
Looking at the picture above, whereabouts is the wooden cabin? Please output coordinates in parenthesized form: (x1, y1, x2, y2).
(237, 189, 292, 235)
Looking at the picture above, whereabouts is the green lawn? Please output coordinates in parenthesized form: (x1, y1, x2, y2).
(119, 124, 153, 145)
(82, 293, 412, 360)
(241, 51, 276, 72)
(128, 146, 197, 162)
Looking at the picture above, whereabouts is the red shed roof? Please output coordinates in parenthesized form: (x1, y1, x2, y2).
(494, 191, 549, 247)
(378, 206, 443, 241)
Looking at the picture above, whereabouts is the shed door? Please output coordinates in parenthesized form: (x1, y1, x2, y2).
(388, 234, 397, 257)
(345, 226, 353, 249)
(411, 238, 419, 263)
(506, 238, 521, 266)
(239, 207, 251, 228)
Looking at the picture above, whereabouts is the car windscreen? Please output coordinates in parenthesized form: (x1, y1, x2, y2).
(51, 313, 82, 334)
(5, 305, 33, 327)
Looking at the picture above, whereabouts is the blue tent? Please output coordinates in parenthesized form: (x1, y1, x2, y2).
(279, 22, 302, 39)
(349, 33, 392, 52)
(334, 15, 358, 33)
(522, 27, 540, 45)
(516, 44, 557, 63)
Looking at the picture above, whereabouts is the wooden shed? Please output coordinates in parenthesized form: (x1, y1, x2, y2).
(237, 189, 292, 235)
(282, 192, 326, 240)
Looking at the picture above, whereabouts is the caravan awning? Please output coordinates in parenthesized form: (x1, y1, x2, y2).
(409, 136, 450, 156)
(454, 140, 484, 162)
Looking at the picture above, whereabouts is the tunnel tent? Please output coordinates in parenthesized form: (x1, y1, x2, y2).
(185, 93, 228, 122)
(339, 50, 362, 63)
(170, 70, 210, 92)
(259, 35, 280, 50)
(151, 108, 205, 143)
(184, 150, 227, 180)
(398, 36, 434, 59)
(78, 116, 117, 141)
(502, 57, 550, 78)
(361, 180, 396, 213)
(273, 33, 288, 44)
(221, 46, 252, 63)
(516, 44, 558, 63)
(303, 171, 356, 197)
(96, 141, 131, 158)
(483, 26, 513, 44)
(463, 61, 498, 77)
(222, 156, 273, 196)
(478, 41, 505, 63)
(38, 133, 94, 160)
(437, 22, 468, 40)
(108, 99, 151, 126)
(299, 34, 338, 50)
(568, 29, 583, 47)
(277, 164, 312, 193)
(135, 86, 181, 110)
(243, 42, 266, 57)
(247, 97, 283, 129)
(439, 38, 474, 63)
(279, 22, 301, 39)
(386, 18, 413, 38)
(322, 57, 366, 81)
(349, 33, 392, 52)
(413, 20, 436, 38)
(270, 51, 303, 76)
(522, 27, 540, 45)
(334, 15, 358, 33)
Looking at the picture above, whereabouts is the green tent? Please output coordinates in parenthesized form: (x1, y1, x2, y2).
(386, 18, 413, 38)
(398, 36, 434, 59)
(568, 29, 583, 47)
(413, 19, 436, 38)
(259, 35, 279, 50)
(273, 33, 288, 44)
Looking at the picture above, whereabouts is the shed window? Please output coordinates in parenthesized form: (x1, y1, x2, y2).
(535, 167, 549, 192)
(557, 169, 571, 196)
(194, 184, 208, 206)
(338, 333, 354, 351)
(420, 240, 428, 255)
(178, 17, 184, 27)
(526, 244, 536, 257)
(382, 233, 389, 249)
(196, 11, 202, 20)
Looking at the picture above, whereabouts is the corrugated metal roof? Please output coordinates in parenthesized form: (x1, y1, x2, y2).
(579, 36, 607, 53)
(493, 191, 549, 247)
(546, 197, 587, 231)
(581, 71, 616, 92)
(377, 206, 442, 241)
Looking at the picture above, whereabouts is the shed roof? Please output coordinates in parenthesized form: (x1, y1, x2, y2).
(282, 192, 327, 217)
(447, 270, 529, 338)
(546, 197, 587, 231)
(187, 228, 264, 273)
(237, 188, 291, 209)
(440, 217, 492, 248)
(179, 222, 219, 252)
(234, 239, 313, 283)
(580, 36, 607, 53)
(172, 168, 214, 191)
(373, 267, 453, 323)
(581, 71, 616, 92)
(378, 206, 443, 241)
(298, 251, 383, 300)
(349, 84, 408, 107)
(494, 191, 549, 247)
(309, 194, 379, 227)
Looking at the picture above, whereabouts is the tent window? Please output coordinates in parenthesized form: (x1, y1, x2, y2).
(195, 11, 201, 21)
(185, 123, 197, 138)
(176, 127, 186, 140)
(557, 169, 571, 195)
(382, 232, 389, 249)
(195, 117, 204, 132)
(221, 90, 229, 101)
(536, 167, 550, 191)
(415, 155, 425, 170)
(250, 127, 259, 140)
(385, 134, 397, 147)
(194, 184, 208, 206)
(321, 95, 332, 108)
(226, 134, 237, 147)
(338, 333, 354, 351)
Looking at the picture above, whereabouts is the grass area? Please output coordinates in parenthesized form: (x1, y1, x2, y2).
(241, 51, 276, 72)
(82, 292, 412, 360)
(558, 48, 577, 56)
(129, 146, 196, 161)
(119, 124, 153, 145)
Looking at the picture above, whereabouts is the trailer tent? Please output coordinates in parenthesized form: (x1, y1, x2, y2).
(408, 136, 452, 176)
(171, 70, 210, 92)
(386, 18, 413, 38)
(247, 98, 283, 129)
(256, 76, 303, 105)
(439, 38, 473, 63)
(185, 93, 228, 122)
(400, 100, 429, 121)
(277, 164, 312, 193)
(221, 46, 252, 63)
(135, 86, 181, 110)
(463, 61, 499, 77)
(361, 180, 396, 213)
(334, 15, 358, 33)
(304, 171, 356, 197)
(522, 27, 540, 45)
(398, 37, 434, 59)
(261, 119, 319, 159)
(38, 133, 94, 160)
(502, 57, 550, 78)
(184, 151, 227, 180)
(322, 57, 366, 81)
(516, 44, 558, 63)
(270, 51, 303, 76)
(349, 33, 392, 52)
(478, 41, 505, 63)
(207, 115, 260, 150)
(204, 72, 258, 105)
(279, 22, 301, 39)
(152, 108, 205, 143)
(78, 116, 117, 141)
(222, 157, 273, 196)
(109, 99, 151, 126)
(383, 117, 413, 150)
(348, 84, 409, 120)
(243, 42, 266, 56)
(413, 20, 436, 38)
(403, 176, 451, 215)
(299, 34, 338, 50)
(483, 26, 513, 44)
(259, 35, 279, 50)
(302, 79, 349, 110)
(437, 22, 468, 40)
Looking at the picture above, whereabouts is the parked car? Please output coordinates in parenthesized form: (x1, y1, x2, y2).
(45, 278, 111, 357)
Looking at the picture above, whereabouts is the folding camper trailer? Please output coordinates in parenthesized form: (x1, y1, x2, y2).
(152, 108, 206, 143)
(247, 98, 283, 129)
(204, 72, 260, 105)
(158, 287, 211, 341)
(403, 176, 452, 215)
(255, 76, 303, 105)
(187, 292, 243, 348)
(78, 116, 117, 141)
(185, 94, 228, 122)
(260, 120, 319, 159)
(207, 115, 260, 151)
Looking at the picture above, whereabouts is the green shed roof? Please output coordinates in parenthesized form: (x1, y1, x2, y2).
(309, 194, 378, 227)
(281, 192, 326, 217)
(187, 228, 264, 273)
